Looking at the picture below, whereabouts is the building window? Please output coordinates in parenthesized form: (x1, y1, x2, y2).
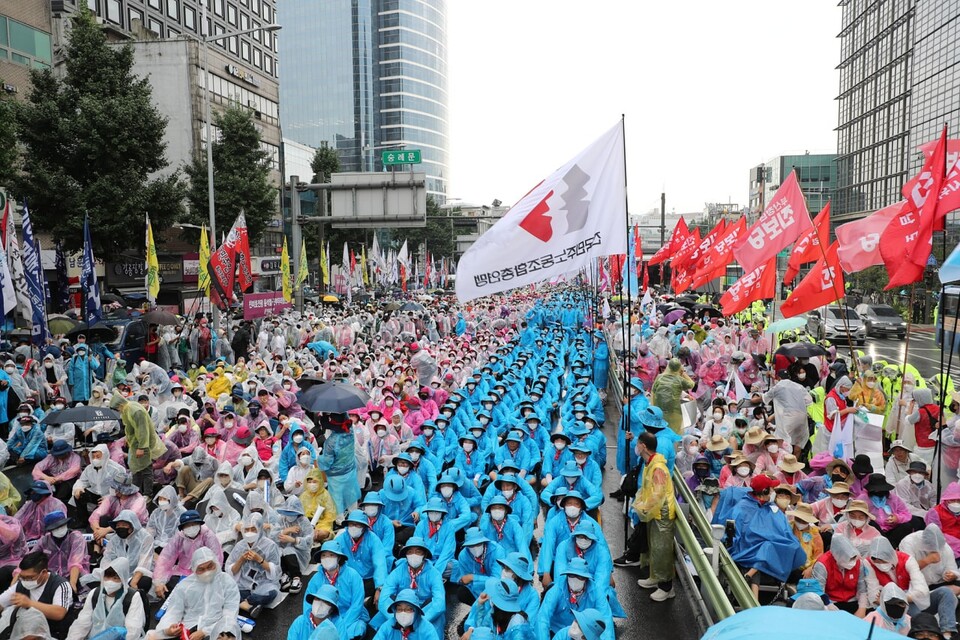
(106, 0, 121, 23)
(129, 8, 144, 25)
(253, 47, 261, 68)
(264, 54, 272, 75)
(227, 3, 237, 26)
(148, 0, 161, 10)
(228, 35, 237, 54)
(184, 6, 196, 30)
(240, 12, 248, 29)
(241, 39, 250, 61)
(214, 0, 224, 17)
(167, 0, 178, 20)
(6, 18, 52, 65)
(87, 0, 97, 10)
(148, 18, 162, 34)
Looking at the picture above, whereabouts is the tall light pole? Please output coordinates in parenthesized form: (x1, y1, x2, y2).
(192, 16, 280, 328)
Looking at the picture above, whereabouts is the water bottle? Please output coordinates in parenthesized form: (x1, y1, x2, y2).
(155, 600, 168, 621)
(237, 615, 255, 633)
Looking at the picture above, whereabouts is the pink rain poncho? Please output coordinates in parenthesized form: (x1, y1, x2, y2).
(14, 487, 67, 541)
(37, 526, 89, 577)
(154, 523, 223, 584)
(0, 515, 26, 567)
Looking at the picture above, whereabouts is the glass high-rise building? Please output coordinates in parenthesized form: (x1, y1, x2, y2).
(278, 0, 449, 200)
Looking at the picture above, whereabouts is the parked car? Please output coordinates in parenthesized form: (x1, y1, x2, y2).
(104, 319, 147, 371)
(805, 306, 867, 345)
(854, 303, 906, 339)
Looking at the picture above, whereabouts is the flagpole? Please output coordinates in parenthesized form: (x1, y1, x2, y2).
(934, 122, 952, 499)
(619, 114, 634, 549)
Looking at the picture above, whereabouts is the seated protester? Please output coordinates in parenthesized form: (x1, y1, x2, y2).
(358, 492, 395, 558)
(387, 453, 428, 504)
(541, 429, 574, 488)
(406, 441, 439, 499)
(152, 439, 183, 488)
(899, 525, 960, 639)
(223, 426, 253, 467)
(464, 579, 536, 640)
(452, 528, 504, 606)
(0, 550, 73, 639)
(849, 455, 876, 497)
(719, 455, 754, 490)
(537, 559, 615, 640)
(203, 488, 241, 552)
(865, 537, 930, 614)
(550, 608, 608, 640)
(0, 515, 26, 577)
(288, 583, 359, 640)
(17, 481, 68, 542)
(152, 547, 240, 640)
(283, 446, 315, 496)
(570, 443, 602, 490)
(253, 467, 285, 509)
(231, 448, 261, 491)
(36, 512, 88, 596)
(153, 510, 223, 600)
(775, 454, 809, 487)
(687, 455, 720, 515)
(276, 496, 312, 595)
(896, 462, 935, 529)
(174, 447, 218, 510)
(887, 441, 924, 486)
(454, 434, 489, 489)
(433, 474, 475, 535)
(485, 473, 537, 540)
(812, 535, 870, 617)
(834, 500, 883, 556)
(908, 612, 945, 640)
(146, 486, 186, 551)
(372, 588, 439, 640)
(411, 498, 456, 579)
(382, 475, 420, 553)
(165, 412, 200, 458)
(924, 482, 960, 556)
(539, 491, 606, 588)
(8, 413, 47, 464)
(32, 440, 81, 507)
(493, 433, 535, 482)
(334, 510, 388, 600)
(89, 473, 149, 542)
(729, 474, 806, 598)
(226, 513, 280, 620)
(71, 444, 123, 524)
(478, 497, 527, 562)
(863, 583, 912, 636)
(495, 553, 540, 624)
(786, 504, 824, 580)
(278, 424, 317, 486)
(554, 523, 624, 619)
(446, 466, 483, 513)
(66, 557, 146, 640)
(101, 510, 155, 599)
(304, 540, 369, 629)
(375, 537, 446, 640)
(0, 472, 19, 517)
(862, 473, 916, 548)
(43, 399, 74, 450)
(774, 483, 801, 513)
(811, 481, 854, 546)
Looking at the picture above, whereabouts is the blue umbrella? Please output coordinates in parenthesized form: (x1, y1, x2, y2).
(764, 317, 807, 334)
(703, 606, 905, 640)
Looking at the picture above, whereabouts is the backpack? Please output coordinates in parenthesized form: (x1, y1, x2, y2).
(90, 585, 150, 634)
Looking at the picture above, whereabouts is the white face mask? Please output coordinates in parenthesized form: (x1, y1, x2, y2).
(439, 486, 454, 499)
(19, 578, 40, 591)
(866, 381, 876, 388)
(553, 441, 566, 451)
(53, 404, 65, 411)
(567, 576, 586, 593)
(462, 442, 474, 453)
(52, 525, 69, 539)
(795, 522, 810, 531)
(195, 570, 215, 584)
(575, 536, 592, 550)
(427, 511, 443, 523)
(736, 466, 751, 477)
(395, 611, 415, 628)
(299, 455, 311, 466)
(406, 554, 424, 569)
(490, 508, 506, 522)
(363, 505, 379, 518)
(312, 600, 332, 619)
(396, 465, 410, 477)
(502, 488, 515, 500)
(468, 544, 485, 558)
(831, 497, 849, 508)
(347, 525, 364, 540)
(713, 411, 724, 421)
(848, 517, 867, 529)
(949, 503, 960, 515)
(157, 499, 171, 510)
(102, 579, 122, 595)
(766, 444, 779, 454)
(178, 424, 188, 433)
(910, 473, 926, 484)
(239, 455, 252, 467)
(320, 556, 339, 572)
(797, 373, 807, 381)
(91, 457, 104, 469)
(182, 525, 201, 539)
(838, 558, 857, 571)
(293, 434, 304, 444)
(568, 622, 584, 640)
(564, 505, 581, 519)
(243, 531, 258, 545)
(409, 451, 421, 462)
(872, 561, 892, 573)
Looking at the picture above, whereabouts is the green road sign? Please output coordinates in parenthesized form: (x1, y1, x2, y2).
(382, 149, 422, 165)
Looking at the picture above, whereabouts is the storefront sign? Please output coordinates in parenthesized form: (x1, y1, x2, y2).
(225, 64, 259, 87)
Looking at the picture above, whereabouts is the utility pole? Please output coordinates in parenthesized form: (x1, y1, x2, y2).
(660, 192, 666, 245)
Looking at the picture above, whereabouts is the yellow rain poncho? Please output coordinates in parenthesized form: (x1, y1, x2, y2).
(300, 469, 337, 535)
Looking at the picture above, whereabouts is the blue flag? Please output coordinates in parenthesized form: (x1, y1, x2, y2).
(54, 240, 70, 312)
(20, 202, 49, 346)
(621, 227, 639, 297)
(81, 215, 102, 324)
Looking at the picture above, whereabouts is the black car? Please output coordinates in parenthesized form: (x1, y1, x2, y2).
(854, 303, 907, 339)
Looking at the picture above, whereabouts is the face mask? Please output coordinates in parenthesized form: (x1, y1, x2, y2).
(713, 411, 724, 421)
(909, 473, 925, 485)
(299, 455, 311, 466)
(468, 544, 485, 558)
(376, 429, 387, 438)
(797, 373, 806, 381)
(3, 367, 13, 374)
(903, 384, 914, 393)
(363, 505, 380, 518)
(501, 568, 515, 582)
(949, 503, 960, 515)
(848, 517, 867, 529)
(347, 525, 364, 540)
(440, 486, 454, 499)
(406, 554, 424, 569)
(575, 536, 592, 550)
(158, 499, 171, 510)
(409, 451, 421, 462)
(736, 466, 751, 478)
(52, 525, 69, 539)
(243, 531, 258, 545)
(502, 488, 515, 500)
(564, 505, 581, 519)
(182, 525, 201, 539)
(311, 599, 332, 619)
(872, 561, 892, 573)
(53, 404, 65, 411)
(462, 443, 474, 453)
(766, 444, 779, 454)
(775, 496, 791, 510)
(177, 423, 189, 433)
(568, 623, 585, 640)
(831, 497, 849, 508)
(396, 465, 410, 476)
(293, 434, 304, 444)
(554, 441, 566, 452)
(395, 611, 415, 628)
(205, 437, 217, 445)
(239, 455, 253, 467)
(195, 570, 215, 584)
(91, 457, 104, 469)
(567, 577, 586, 593)
(490, 508, 506, 522)
(283, 383, 292, 390)
(22, 425, 32, 432)
(838, 558, 857, 571)
(321, 556, 339, 572)
(866, 381, 876, 388)
(102, 579, 122, 595)
(427, 512, 443, 523)
(795, 522, 809, 531)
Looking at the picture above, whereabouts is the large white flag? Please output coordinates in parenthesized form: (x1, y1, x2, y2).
(455, 121, 627, 301)
(5, 203, 32, 322)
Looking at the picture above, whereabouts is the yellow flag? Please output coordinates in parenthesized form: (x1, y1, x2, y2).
(281, 236, 292, 302)
(361, 245, 369, 286)
(296, 240, 309, 288)
(320, 242, 328, 287)
(146, 215, 160, 303)
(198, 225, 211, 295)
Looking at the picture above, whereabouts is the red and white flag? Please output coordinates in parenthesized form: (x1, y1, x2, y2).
(734, 171, 812, 273)
(208, 212, 252, 307)
(719, 258, 776, 317)
(455, 122, 627, 301)
(690, 217, 746, 289)
(835, 201, 903, 273)
(671, 227, 701, 271)
(784, 202, 830, 285)
(648, 217, 688, 266)
(780, 242, 844, 318)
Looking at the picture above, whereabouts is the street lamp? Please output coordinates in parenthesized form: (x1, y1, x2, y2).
(187, 21, 281, 329)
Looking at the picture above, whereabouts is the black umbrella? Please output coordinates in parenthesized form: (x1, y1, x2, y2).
(296, 376, 327, 391)
(66, 322, 117, 342)
(675, 294, 699, 308)
(297, 381, 369, 413)
(693, 304, 723, 318)
(142, 309, 180, 326)
(43, 405, 121, 425)
(774, 342, 829, 358)
(399, 302, 425, 312)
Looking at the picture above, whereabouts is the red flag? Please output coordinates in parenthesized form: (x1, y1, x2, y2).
(917, 137, 960, 223)
(690, 217, 746, 289)
(649, 218, 688, 266)
(634, 228, 642, 276)
(424, 253, 431, 288)
(904, 125, 948, 268)
(720, 258, 776, 316)
(673, 264, 696, 294)
(642, 261, 649, 292)
(784, 202, 830, 285)
(208, 213, 253, 306)
(233, 213, 253, 293)
(671, 227, 701, 270)
(780, 242, 844, 318)
(836, 201, 904, 273)
(734, 171, 812, 272)
(680, 220, 726, 271)
(0, 196, 7, 248)
(609, 254, 623, 287)
(400, 264, 407, 292)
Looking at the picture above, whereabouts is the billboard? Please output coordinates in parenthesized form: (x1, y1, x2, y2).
(329, 171, 427, 229)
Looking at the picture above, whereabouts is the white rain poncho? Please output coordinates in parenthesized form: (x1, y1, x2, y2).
(102, 509, 155, 580)
(226, 512, 281, 598)
(146, 485, 186, 548)
(73, 444, 125, 499)
(276, 495, 314, 573)
(157, 547, 241, 638)
(67, 556, 146, 640)
(203, 486, 242, 549)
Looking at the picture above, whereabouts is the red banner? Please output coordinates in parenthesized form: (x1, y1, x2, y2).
(207, 212, 252, 308)
(780, 242, 844, 318)
(734, 171, 812, 272)
(784, 202, 830, 285)
(720, 258, 776, 316)
(671, 227, 701, 270)
(690, 216, 746, 289)
(648, 217, 688, 266)
(836, 201, 903, 273)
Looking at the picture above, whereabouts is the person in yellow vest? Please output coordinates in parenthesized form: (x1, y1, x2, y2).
(632, 431, 677, 602)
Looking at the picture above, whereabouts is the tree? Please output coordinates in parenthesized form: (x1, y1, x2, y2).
(402, 196, 457, 259)
(12, 9, 184, 256)
(184, 104, 276, 245)
(0, 87, 17, 188)
(310, 143, 340, 183)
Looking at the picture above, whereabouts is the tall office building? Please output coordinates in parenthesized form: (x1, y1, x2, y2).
(278, 0, 449, 201)
(835, 0, 960, 221)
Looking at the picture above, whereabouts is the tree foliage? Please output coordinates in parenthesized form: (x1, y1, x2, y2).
(12, 9, 184, 256)
(184, 104, 276, 245)
(310, 144, 340, 183)
(0, 88, 17, 188)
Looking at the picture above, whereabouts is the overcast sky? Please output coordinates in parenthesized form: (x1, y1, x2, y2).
(446, 1, 840, 215)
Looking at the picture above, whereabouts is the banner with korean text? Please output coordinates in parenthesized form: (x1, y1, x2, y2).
(243, 291, 292, 320)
